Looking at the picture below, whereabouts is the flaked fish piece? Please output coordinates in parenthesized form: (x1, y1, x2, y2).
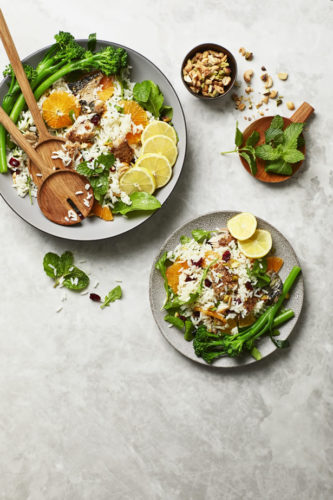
(67, 72, 103, 113)
(66, 115, 95, 144)
(111, 141, 134, 164)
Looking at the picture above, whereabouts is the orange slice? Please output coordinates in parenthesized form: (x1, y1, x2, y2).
(97, 75, 114, 101)
(203, 250, 220, 266)
(42, 91, 81, 129)
(267, 256, 284, 273)
(121, 100, 148, 145)
(90, 200, 113, 221)
(166, 260, 188, 294)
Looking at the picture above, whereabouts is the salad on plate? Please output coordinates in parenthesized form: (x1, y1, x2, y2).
(156, 212, 301, 364)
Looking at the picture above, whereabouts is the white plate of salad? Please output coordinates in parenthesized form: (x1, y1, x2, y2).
(0, 33, 186, 240)
(150, 211, 304, 368)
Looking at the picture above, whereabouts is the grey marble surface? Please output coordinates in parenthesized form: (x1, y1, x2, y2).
(0, 1, 332, 499)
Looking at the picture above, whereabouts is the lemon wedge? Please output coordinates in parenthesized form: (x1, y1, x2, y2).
(119, 167, 156, 195)
(227, 212, 257, 241)
(135, 153, 172, 188)
(142, 120, 177, 144)
(141, 135, 178, 167)
(238, 229, 272, 259)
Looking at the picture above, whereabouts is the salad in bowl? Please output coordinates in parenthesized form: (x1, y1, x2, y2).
(0, 32, 179, 222)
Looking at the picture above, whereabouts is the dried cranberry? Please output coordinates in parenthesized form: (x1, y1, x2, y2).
(245, 281, 253, 291)
(236, 298, 242, 304)
(204, 279, 212, 287)
(191, 257, 203, 267)
(110, 166, 116, 172)
(179, 315, 186, 322)
(185, 275, 195, 282)
(90, 114, 101, 125)
(9, 157, 20, 168)
(89, 293, 101, 302)
(193, 310, 200, 318)
(222, 250, 231, 262)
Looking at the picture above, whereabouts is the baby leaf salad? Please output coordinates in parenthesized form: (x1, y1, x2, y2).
(156, 218, 301, 364)
(221, 116, 305, 176)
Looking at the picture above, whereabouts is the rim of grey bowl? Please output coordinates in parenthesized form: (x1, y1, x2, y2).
(149, 210, 304, 369)
(181, 42, 237, 100)
(0, 38, 187, 241)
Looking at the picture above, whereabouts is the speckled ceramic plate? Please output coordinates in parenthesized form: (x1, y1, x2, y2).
(149, 211, 304, 368)
(0, 39, 186, 240)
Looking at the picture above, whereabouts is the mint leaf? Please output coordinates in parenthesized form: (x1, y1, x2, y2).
(283, 122, 304, 149)
(112, 192, 161, 215)
(265, 127, 284, 145)
(101, 285, 122, 309)
(63, 267, 89, 291)
(269, 115, 284, 130)
(265, 159, 292, 175)
(235, 121, 243, 147)
(164, 314, 184, 331)
(246, 131, 260, 147)
(239, 151, 257, 176)
(43, 252, 61, 279)
(96, 153, 115, 169)
(191, 229, 212, 243)
(60, 251, 74, 275)
(255, 144, 282, 161)
(282, 149, 304, 164)
(76, 162, 96, 177)
(90, 172, 109, 196)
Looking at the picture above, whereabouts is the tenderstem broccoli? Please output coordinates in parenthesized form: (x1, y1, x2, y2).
(193, 266, 301, 364)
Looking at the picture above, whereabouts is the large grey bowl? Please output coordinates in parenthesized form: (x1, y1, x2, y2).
(149, 211, 304, 368)
(0, 39, 186, 240)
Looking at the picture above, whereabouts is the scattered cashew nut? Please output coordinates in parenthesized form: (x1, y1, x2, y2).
(278, 72, 288, 81)
(243, 69, 254, 83)
(264, 76, 273, 89)
(286, 101, 295, 110)
(269, 90, 278, 99)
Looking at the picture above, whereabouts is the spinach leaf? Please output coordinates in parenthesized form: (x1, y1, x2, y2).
(112, 192, 161, 215)
(133, 80, 165, 118)
(43, 252, 61, 279)
(180, 235, 191, 244)
(160, 105, 173, 121)
(101, 285, 122, 309)
(191, 229, 212, 243)
(155, 251, 173, 300)
(43, 251, 89, 291)
(63, 267, 90, 291)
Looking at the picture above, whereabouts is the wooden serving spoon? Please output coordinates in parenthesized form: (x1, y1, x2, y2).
(240, 102, 314, 183)
(0, 10, 94, 225)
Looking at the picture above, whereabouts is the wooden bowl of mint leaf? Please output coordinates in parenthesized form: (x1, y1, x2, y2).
(237, 102, 314, 183)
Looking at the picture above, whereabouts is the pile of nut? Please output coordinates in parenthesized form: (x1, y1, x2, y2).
(182, 49, 232, 97)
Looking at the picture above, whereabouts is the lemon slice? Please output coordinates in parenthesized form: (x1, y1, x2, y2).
(227, 212, 257, 241)
(119, 167, 156, 195)
(142, 120, 177, 144)
(141, 135, 178, 167)
(238, 229, 272, 259)
(135, 153, 172, 188)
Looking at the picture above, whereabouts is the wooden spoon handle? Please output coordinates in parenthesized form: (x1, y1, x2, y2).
(0, 106, 46, 172)
(0, 10, 49, 140)
(290, 102, 314, 123)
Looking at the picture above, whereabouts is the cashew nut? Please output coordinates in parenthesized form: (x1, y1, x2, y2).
(243, 69, 254, 83)
(269, 90, 278, 98)
(278, 72, 288, 81)
(286, 101, 295, 110)
(264, 76, 273, 89)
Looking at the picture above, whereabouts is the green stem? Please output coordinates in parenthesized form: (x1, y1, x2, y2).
(221, 149, 238, 154)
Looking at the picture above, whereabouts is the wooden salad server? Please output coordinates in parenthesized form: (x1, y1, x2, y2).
(0, 9, 94, 225)
(240, 101, 314, 183)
